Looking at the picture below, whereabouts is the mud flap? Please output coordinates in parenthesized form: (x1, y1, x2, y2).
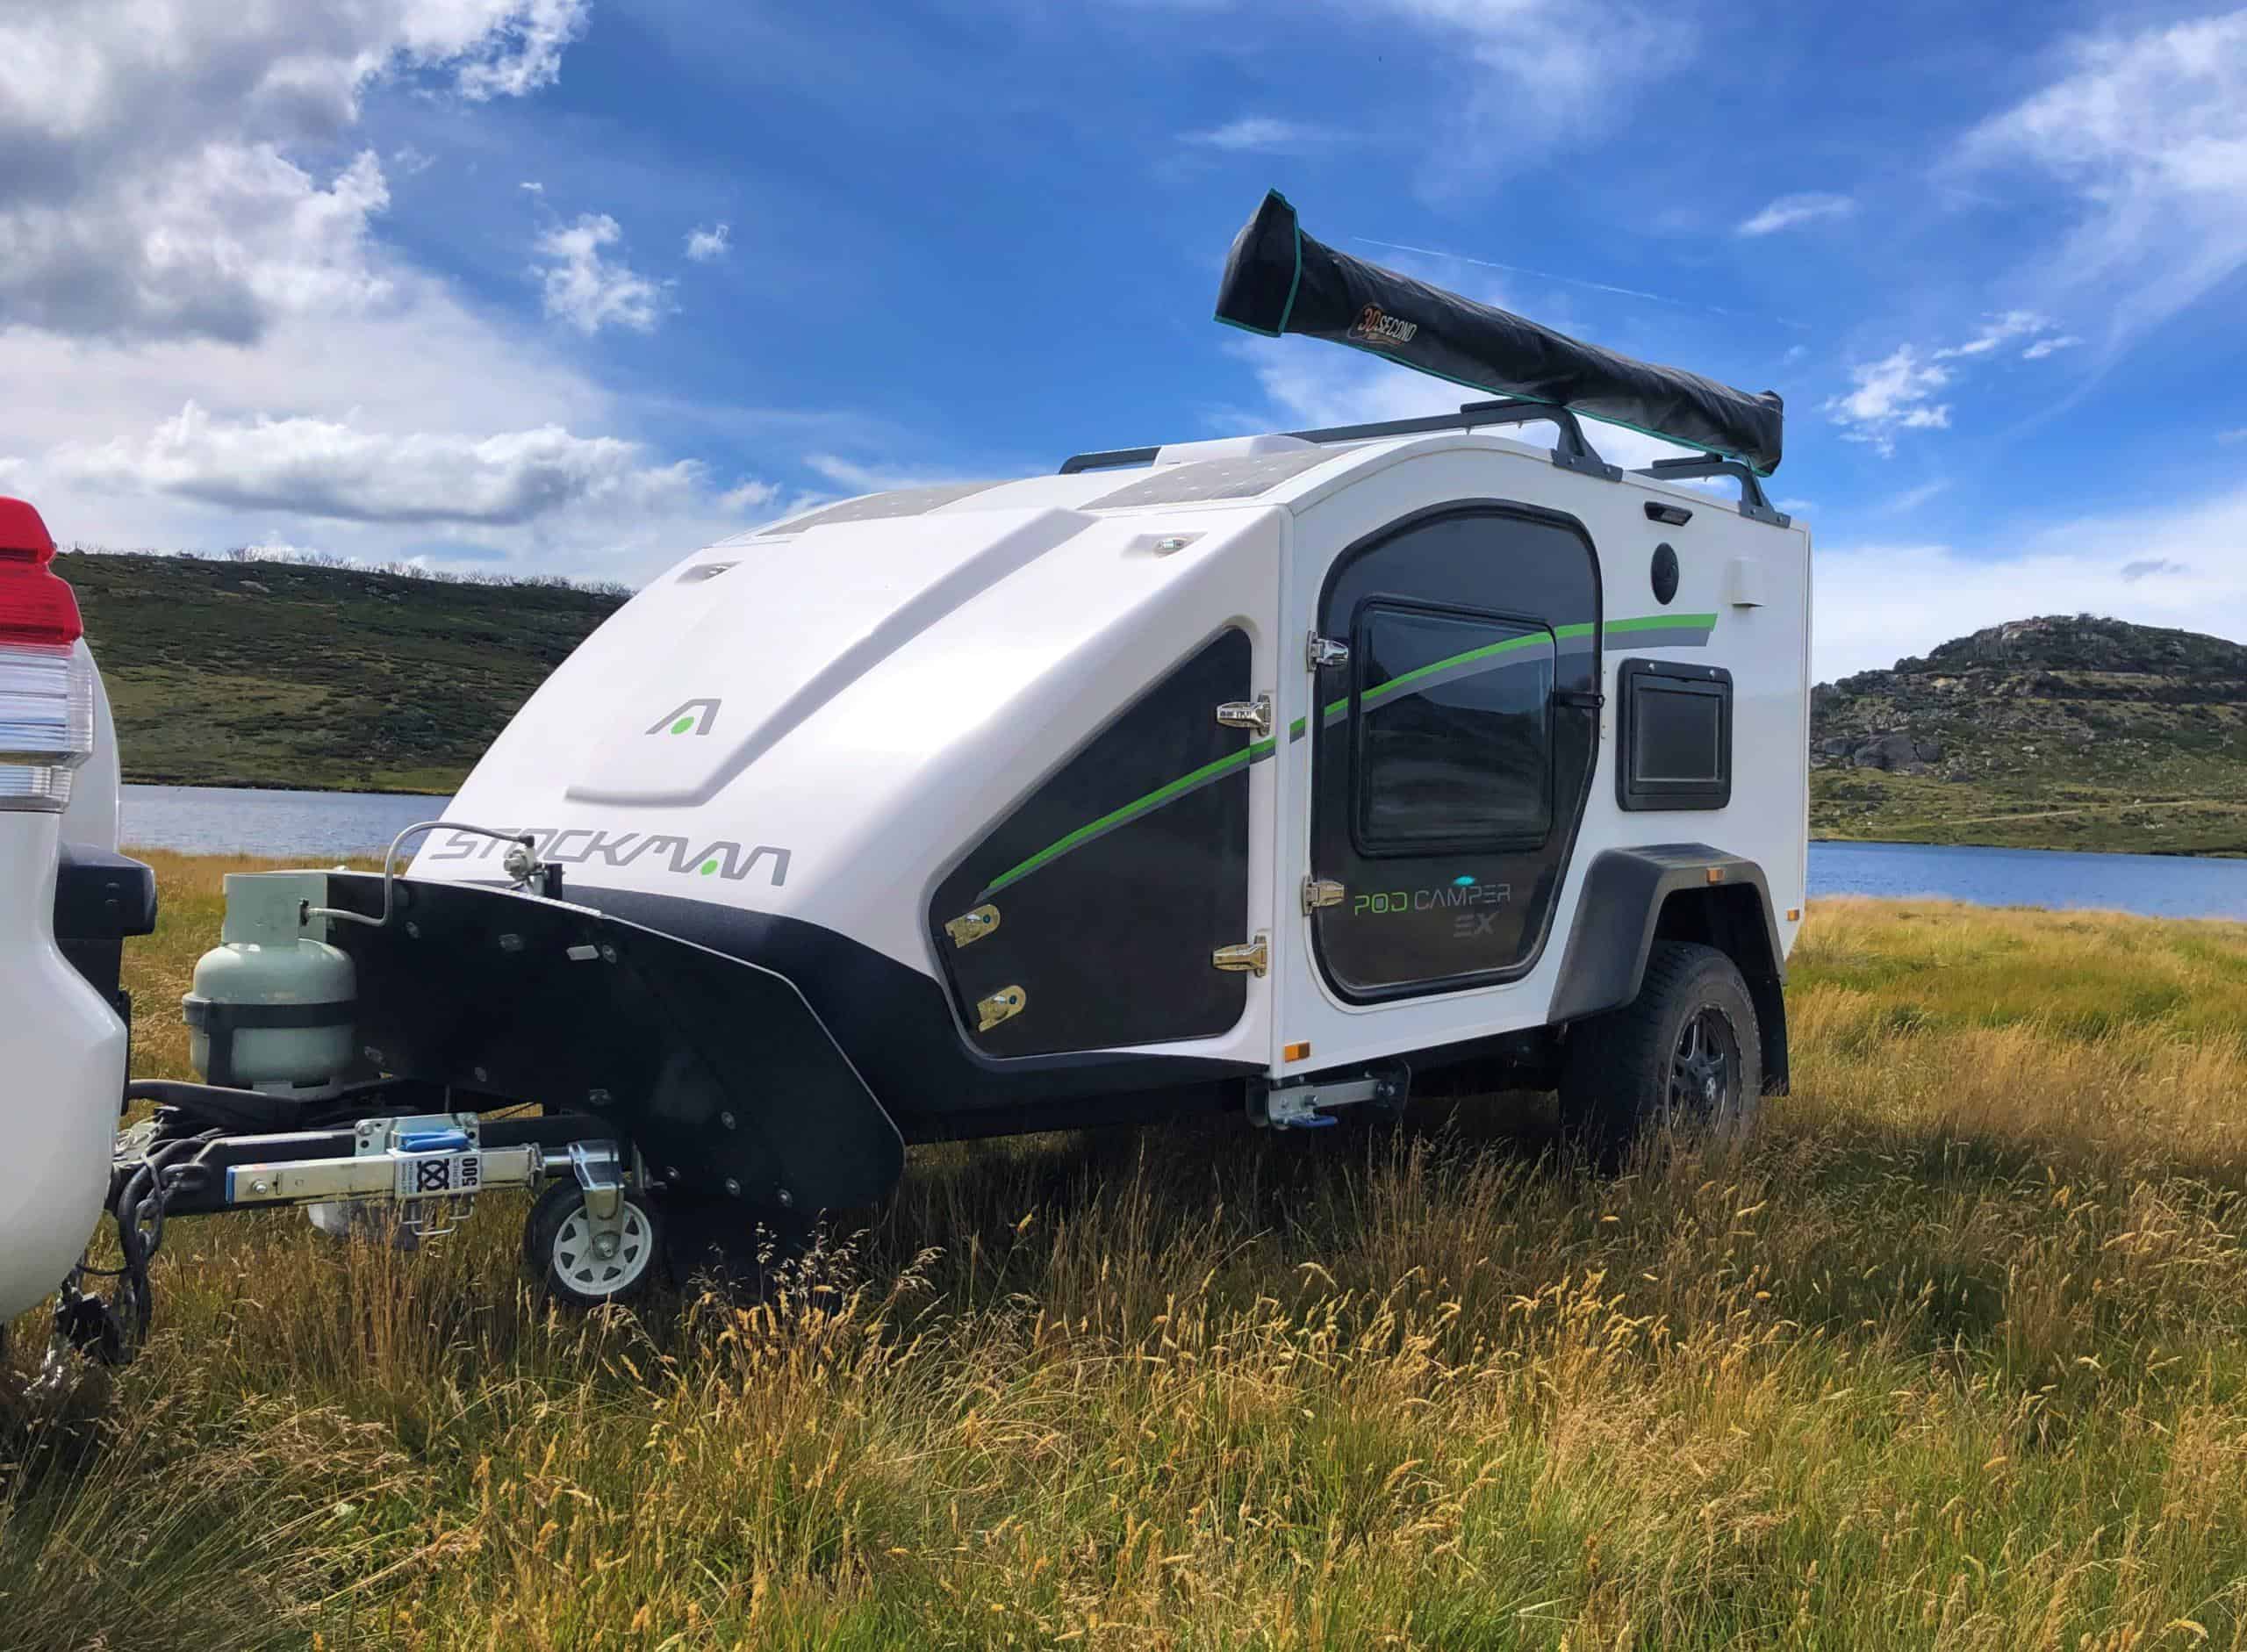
(324, 874, 905, 1214)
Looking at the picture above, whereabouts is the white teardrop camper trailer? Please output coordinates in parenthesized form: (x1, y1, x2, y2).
(72, 194, 1807, 1334)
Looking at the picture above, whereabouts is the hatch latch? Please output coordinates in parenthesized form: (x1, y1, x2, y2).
(976, 985, 1028, 1031)
(1215, 693, 1273, 738)
(944, 904, 1001, 948)
(1211, 936, 1270, 977)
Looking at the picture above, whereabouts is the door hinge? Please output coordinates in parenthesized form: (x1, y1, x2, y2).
(1215, 693, 1273, 738)
(975, 984, 1027, 1031)
(1211, 936, 1269, 977)
(1301, 878, 1345, 914)
(1306, 631, 1350, 672)
(944, 904, 1001, 948)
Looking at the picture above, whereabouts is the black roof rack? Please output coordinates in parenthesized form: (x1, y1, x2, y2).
(1059, 399, 1794, 527)
(1633, 456, 1790, 528)
(1059, 397, 1621, 480)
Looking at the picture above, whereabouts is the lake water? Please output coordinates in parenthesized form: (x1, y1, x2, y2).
(122, 785, 456, 861)
(119, 786, 2247, 922)
(1806, 838, 2247, 921)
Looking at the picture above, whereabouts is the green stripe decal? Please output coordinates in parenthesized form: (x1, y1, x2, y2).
(980, 736, 1277, 898)
(976, 612, 1714, 899)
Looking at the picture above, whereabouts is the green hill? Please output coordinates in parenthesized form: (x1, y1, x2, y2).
(1811, 614, 2247, 855)
(61, 551, 626, 794)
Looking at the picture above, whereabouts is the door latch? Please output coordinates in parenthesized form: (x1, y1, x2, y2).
(1306, 631, 1350, 672)
(1215, 693, 1273, 737)
(975, 985, 1027, 1031)
(1211, 936, 1269, 977)
(1302, 878, 1345, 914)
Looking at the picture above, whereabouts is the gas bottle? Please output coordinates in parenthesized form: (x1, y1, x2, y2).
(185, 871, 357, 1093)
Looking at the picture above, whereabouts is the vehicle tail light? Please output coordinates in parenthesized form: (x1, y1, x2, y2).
(0, 498, 93, 813)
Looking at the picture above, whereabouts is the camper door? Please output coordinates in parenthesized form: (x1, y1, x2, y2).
(1302, 497, 1604, 1005)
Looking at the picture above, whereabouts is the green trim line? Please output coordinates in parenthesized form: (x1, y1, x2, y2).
(1276, 193, 1304, 334)
(1363, 625, 1548, 707)
(980, 736, 1277, 899)
(975, 611, 1717, 900)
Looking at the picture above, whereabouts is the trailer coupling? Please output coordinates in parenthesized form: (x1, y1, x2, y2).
(45, 1087, 630, 1369)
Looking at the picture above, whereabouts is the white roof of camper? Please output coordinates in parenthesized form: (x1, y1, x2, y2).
(729, 427, 1759, 545)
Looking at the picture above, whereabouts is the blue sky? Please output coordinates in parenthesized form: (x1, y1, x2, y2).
(2, 0, 2243, 678)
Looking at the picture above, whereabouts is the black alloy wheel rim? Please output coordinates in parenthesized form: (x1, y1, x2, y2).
(1669, 1005, 1740, 1124)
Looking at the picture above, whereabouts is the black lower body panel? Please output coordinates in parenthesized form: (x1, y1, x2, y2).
(545, 885, 1260, 1141)
(324, 874, 904, 1212)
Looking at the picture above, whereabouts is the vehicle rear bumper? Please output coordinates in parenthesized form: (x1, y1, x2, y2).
(0, 812, 127, 1318)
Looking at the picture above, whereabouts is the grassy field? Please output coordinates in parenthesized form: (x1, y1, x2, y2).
(11, 853, 2247, 1647)
(1811, 768, 2247, 858)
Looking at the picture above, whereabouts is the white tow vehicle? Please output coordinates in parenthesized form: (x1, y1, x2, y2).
(25, 195, 1812, 1353)
(0, 499, 155, 1333)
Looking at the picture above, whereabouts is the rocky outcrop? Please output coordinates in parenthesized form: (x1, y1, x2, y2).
(1810, 614, 2247, 787)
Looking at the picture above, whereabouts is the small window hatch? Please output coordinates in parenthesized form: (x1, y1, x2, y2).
(1616, 657, 1732, 811)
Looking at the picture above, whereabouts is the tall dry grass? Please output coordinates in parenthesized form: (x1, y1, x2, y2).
(9, 860, 2247, 1647)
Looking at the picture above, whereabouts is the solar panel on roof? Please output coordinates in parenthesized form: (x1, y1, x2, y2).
(758, 480, 1001, 535)
(1084, 447, 1339, 510)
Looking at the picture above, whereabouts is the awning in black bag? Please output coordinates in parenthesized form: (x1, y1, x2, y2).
(1214, 190, 1785, 476)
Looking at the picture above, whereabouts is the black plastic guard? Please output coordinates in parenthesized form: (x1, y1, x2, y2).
(323, 873, 906, 1212)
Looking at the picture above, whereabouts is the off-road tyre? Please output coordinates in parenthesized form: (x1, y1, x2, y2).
(1560, 940, 1762, 1169)
(524, 1179, 666, 1308)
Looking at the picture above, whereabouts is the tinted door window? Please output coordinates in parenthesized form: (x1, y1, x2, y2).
(1354, 604, 1554, 853)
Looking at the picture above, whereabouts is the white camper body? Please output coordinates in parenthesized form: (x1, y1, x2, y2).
(403, 419, 1806, 1126)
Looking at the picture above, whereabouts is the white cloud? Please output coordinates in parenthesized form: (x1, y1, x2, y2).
(534, 213, 669, 334)
(0, 0, 588, 344)
(1933, 310, 2051, 359)
(1813, 480, 2247, 679)
(1154, 0, 1683, 186)
(0, 142, 394, 344)
(1881, 480, 1949, 514)
(1828, 312, 2085, 454)
(802, 454, 985, 494)
(2222, 428, 2247, 444)
(0, 270, 767, 579)
(1382, 0, 1691, 136)
(1737, 192, 1855, 237)
(1824, 346, 1952, 456)
(440, 0, 592, 101)
(717, 478, 779, 513)
(1956, 9, 2247, 351)
(684, 221, 731, 262)
(0, 1, 809, 583)
(1181, 117, 1337, 152)
(51, 402, 705, 528)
